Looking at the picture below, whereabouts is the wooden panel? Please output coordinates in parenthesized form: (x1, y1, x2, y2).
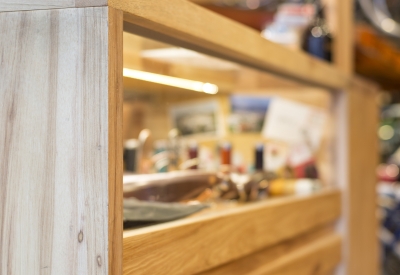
(0, 7, 116, 275)
(110, 0, 349, 89)
(108, 7, 124, 275)
(123, 190, 341, 275)
(0, 0, 107, 12)
(199, 227, 341, 275)
(346, 78, 379, 275)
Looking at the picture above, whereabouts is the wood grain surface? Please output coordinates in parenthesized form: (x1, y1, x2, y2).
(199, 227, 341, 275)
(0, 7, 117, 275)
(0, 0, 107, 12)
(123, 190, 341, 275)
(110, 0, 349, 89)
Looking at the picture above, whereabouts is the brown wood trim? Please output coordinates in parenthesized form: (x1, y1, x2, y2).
(108, 6, 124, 275)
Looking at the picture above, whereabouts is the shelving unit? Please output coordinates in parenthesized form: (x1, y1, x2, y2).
(0, 1, 378, 275)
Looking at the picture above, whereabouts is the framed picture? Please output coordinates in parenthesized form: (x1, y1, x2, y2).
(169, 100, 219, 137)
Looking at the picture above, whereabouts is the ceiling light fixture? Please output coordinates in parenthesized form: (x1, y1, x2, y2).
(123, 68, 218, 94)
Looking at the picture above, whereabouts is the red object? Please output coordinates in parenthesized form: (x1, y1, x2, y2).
(220, 143, 232, 166)
(292, 159, 318, 179)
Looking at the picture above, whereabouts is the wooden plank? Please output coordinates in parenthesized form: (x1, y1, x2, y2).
(199, 228, 341, 275)
(0, 7, 115, 275)
(108, 7, 124, 275)
(109, 0, 349, 89)
(346, 78, 379, 275)
(0, 0, 107, 12)
(123, 190, 341, 275)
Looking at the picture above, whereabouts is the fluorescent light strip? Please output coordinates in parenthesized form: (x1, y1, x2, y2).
(123, 68, 218, 94)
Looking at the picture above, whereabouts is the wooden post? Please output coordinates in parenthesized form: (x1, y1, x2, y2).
(328, 0, 378, 273)
(0, 5, 123, 275)
(346, 79, 379, 275)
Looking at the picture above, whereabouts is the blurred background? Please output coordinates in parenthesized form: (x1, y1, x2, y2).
(121, 1, 400, 273)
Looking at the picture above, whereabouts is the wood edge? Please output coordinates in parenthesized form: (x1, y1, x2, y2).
(123, 189, 341, 239)
(75, 0, 108, 8)
(108, 6, 123, 275)
(0, 1, 107, 12)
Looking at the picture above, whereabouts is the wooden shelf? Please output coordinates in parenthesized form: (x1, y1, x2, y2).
(123, 189, 341, 275)
(109, 0, 349, 90)
(199, 227, 341, 275)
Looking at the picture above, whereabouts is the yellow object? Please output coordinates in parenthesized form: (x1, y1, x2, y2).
(123, 68, 218, 94)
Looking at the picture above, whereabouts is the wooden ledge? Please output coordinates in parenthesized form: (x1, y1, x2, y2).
(109, 0, 349, 90)
(123, 189, 341, 275)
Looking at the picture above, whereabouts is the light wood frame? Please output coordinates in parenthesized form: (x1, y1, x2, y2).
(0, 1, 378, 275)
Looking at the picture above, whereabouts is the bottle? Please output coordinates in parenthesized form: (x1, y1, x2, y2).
(216, 142, 239, 200)
(187, 141, 198, 170)
(153, 140, 169, 173)
(179, 141, 199, 170)
(168, 128, 180, 171)
(301, 4, 332, 62)
(124, 139, 140, 172)
(220, 142, 232, 172)
(244, 143, 269, 201)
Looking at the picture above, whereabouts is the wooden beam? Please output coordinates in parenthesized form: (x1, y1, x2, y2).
(123, 190, 341, 275)
(109, 0, 349, 89)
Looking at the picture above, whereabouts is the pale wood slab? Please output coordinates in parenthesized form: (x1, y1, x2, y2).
(0, 0, 107, 12)
(109, 0, 349, 90)
(0, 7, 120, 275)
(123, 190, 341, 275)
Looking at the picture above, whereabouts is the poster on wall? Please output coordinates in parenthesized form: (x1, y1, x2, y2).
(169, 100, 219, 137)
(229, 95, 271, 133)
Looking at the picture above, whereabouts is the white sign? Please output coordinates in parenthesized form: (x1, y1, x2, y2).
(262, 98, 326, 150)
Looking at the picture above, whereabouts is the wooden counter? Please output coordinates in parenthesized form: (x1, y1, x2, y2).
(123, 190, 341, 275)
